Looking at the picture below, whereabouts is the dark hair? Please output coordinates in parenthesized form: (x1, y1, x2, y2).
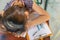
(3, 5, 27, 33)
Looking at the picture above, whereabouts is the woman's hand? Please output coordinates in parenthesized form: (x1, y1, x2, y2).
(25, 20, 34, 30)
(11, 0, 24, 7)
(24, 11, 33, 30)
(13, 32, 26, 38)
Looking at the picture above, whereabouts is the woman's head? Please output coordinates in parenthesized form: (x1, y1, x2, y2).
(3, 5, 28, 33)
(4, 5, 27, 22)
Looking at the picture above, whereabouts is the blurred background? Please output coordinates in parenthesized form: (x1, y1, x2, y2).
(0, 0, 60, 40)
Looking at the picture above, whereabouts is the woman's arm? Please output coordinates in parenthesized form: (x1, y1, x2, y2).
(32, 2, 50, 23)
(25, 2, 50, 28)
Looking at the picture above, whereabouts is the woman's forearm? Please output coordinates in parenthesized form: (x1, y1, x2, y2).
(26, 2, 50, 27)
(32, 2, 49, 15)
(27, 15, 50, 27)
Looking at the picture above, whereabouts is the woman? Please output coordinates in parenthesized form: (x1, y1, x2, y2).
(3, 0, 50, 28)
(3, 5, 28, 40)
(0, 0, 50, 40)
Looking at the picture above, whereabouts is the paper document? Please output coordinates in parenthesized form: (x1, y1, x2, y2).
(28, 23, 52, 40)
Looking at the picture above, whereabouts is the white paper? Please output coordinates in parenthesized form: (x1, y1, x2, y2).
(27, 23, 52, 40)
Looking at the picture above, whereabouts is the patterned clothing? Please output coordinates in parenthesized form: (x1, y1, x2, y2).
(4, 0, 33, 11)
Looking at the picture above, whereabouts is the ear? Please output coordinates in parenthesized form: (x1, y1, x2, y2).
(24, 11, 29, 20)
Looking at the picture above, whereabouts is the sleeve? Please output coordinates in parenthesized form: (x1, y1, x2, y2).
(23, 0, 33, 11)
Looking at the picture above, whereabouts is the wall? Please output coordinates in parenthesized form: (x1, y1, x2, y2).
(47, 0, 60, 40)
(0, 0, 11, 11)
